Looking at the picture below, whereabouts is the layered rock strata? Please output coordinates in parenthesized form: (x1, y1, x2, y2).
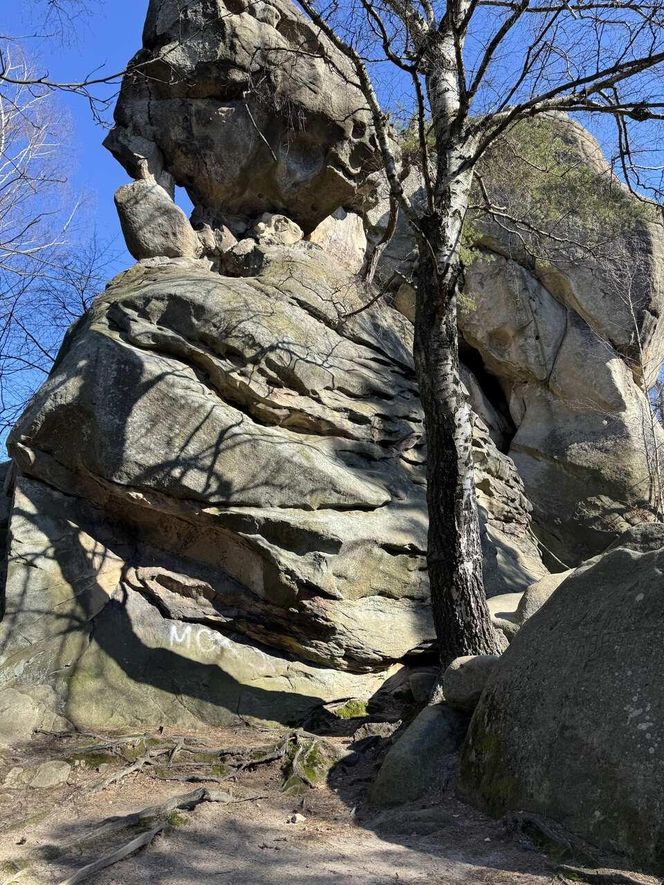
(0, 246, 545, 732)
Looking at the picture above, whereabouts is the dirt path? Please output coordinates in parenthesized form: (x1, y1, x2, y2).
(0, 725, 652, 885)
(87, 794, 553, 885)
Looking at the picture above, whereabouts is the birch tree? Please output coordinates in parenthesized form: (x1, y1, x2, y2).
(291, 0, 664, 668)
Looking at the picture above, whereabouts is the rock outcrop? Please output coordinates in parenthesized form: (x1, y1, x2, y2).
(463, 253, 663, 567)
(105, 0, 381, 233)
(460, 541, 664, 872)
(115, 180, 203, 261)
(1, 0, 662, 743)
(0, 242, 544, 734)
(370, 117, 664, 566)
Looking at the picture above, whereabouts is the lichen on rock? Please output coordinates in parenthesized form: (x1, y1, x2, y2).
(460, 543, 664, 873)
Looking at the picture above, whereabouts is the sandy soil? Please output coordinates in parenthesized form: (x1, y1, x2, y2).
(0, 725, 655, 885)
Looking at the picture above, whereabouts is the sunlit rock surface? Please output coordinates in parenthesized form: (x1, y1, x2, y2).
(105, 0, 382, 233)
(0, 249, 544, 733)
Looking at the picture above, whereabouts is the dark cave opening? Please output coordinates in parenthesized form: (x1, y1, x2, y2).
(459, 338, 516, 452)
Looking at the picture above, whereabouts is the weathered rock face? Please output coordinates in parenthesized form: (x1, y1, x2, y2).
(0, 474, 397, 731)
(0, 247, 545, 734)
(471, 419, 545, 593)
(475, 117, 664, 387)
(105, 0, 381, 233)
(607, 521, 664, 554)
(307, 208, 367, 275)
(369, 118, 664, 567)
(115, 180, 203, 261)
(251, 212, 303, 247)
(463, 254, 663, 566)
(371, 118, 664, 386)
(460, 543, 664, 872)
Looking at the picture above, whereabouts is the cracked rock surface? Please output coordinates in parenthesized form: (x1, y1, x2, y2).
(0, 248, 545, 732)
(370, 116, 664, 567)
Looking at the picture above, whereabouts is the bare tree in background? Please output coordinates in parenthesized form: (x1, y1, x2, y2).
(0, 2, 118, 434)
(651, 378, 664, 425)
(1, 0, 143, 118)
(291, 0, 664, 670)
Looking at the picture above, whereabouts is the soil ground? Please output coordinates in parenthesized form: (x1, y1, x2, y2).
(0, 724, 657, 885)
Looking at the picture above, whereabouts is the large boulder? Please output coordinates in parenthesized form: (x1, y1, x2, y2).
(371, 117, 664, 385)
(369, 704, 469, 807)
(514, 570, 571, 625)
(105, 0, 381, 233)
(460, 545, 664, 873)
(442, 655, 500, 713)
(1, 248, 545, 734)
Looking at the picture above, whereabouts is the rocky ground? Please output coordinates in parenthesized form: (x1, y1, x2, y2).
(0, 723, 657, 885)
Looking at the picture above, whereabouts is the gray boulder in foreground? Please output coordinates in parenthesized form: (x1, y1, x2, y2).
(460, 544, 664, 873)
(369, 704, 469, 807)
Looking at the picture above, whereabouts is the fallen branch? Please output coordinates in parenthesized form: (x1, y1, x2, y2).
(558, 865, 657, 885)
(58, 786, 270, 885)
(90, 746, 174, 793)
(57, 825, 164, 885)
(66, 788, 210, 846)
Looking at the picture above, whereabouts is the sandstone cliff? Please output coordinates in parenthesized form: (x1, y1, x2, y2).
(0, 0, 661, 739)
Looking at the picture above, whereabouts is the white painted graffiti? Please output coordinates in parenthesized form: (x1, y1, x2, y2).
(169, 623, 230, 654)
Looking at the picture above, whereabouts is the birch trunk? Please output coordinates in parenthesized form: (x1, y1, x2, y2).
(414, 214, 501, 672)
(417, 31, 501, 672)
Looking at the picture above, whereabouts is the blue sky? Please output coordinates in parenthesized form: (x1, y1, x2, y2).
(4, 1, 153, 276)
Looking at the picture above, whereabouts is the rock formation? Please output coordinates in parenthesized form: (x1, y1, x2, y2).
(370, 118, 664, 567)
(115, 180, 204, 261)
(0, 0, 662, 743)
(104, 0, 382, 233)
(0, 235, 544, 733)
